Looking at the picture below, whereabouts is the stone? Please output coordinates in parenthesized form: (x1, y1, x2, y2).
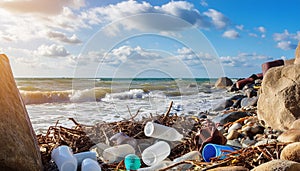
(262, 59, 284, 75)
(251, 159, 300, 171)
(212, 112, 249, 125)
(294, 42, 300, 64)
(208, 166, 249, 171)
(212, 99, 234, 111)
(227, 130, 240, 140)
(285, 58, 295, 65)
(257, 64, 300, 131)
(241, 97, 258, 107)
(291, 119, 300, 129)
(241, 138, 256, 148)
(228, 123, 242, 133)
(214, 77, 233, 88)
(0, 54, 42, 170)
(280, 142, 300, 162)
(244, 88, 257, 98)
(254, 139, 277, 146)
(277, 129, 300, 143)
(226, 139, 242, 148)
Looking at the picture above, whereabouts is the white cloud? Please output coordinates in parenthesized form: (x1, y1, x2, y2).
(0, 0, 85, 15)
(200, 0, 208, 7)
(222, 29, 239, 39)
(203, 9, 229, 29)
(47, 31, 82, 44)
(220, 52, 273, 67)
(35, 44, 70, 57)
(273, 29, 290, 41)
(236, 25, 244, 30)
(249, 33, 258, 37)
(257, 26, 266, 33)
(276, 41, 297, 50)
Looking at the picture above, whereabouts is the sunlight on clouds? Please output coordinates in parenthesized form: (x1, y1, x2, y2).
(34, 44, 70, 57)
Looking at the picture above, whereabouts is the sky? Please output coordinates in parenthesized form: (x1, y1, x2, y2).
(0, 0, 299, 78)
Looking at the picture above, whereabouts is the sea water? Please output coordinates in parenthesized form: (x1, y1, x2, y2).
(15, 78, 231, 134)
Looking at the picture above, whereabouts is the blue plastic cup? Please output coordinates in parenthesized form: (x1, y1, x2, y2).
(202, 143, 235, 162)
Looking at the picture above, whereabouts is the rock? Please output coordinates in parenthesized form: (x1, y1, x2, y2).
(228, 123, 242, 133)
(227, 130, 240, 140)
(244, 88, 257, 98)
(291, 119, 300, 129)
(250, 125, 265, 135)
(212, 99, 234, 111)
(0, 54, 42, 170)
(285, 58, 295, 65)
(251, 159, 300, 171)
(236, 78, 254, 90)
(277, 129, 300, 143)
(212, 112, 249, 125)
(262, 59, 284, 75)
(241, 97, 258, 107)
(280, 142, 300, 162)
(226, 139, 242, 148)
(241, 138, 256, 148)
(294, 42, 300, 64)
(228, 95, 246, 101)
(257, 63, 300, 131)
(208, 166, 249, 171)
(214, 77, 233, 88)
(254, 139, 277, 146)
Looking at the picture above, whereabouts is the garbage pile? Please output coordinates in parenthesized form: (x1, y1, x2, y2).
(37, 102, 291, 171)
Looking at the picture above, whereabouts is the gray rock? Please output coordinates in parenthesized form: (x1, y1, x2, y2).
(228, 123, 242, 133)
(226, 139, 242, 148)
(241, 138, 256, 148)
(241, 97, 258, 107)
(213, 112, 249, 125)
(212, 99, 234, 111)
(244, 88, 257, 98)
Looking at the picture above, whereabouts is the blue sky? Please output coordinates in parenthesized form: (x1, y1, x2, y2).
(0, 0, 299, 78)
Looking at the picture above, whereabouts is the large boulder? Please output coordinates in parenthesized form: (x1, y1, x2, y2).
(280, 142, 300, 162)
(0, 54, 42, 170)
(257, 64, 300, 131)
(251, 160, 300, 171)
(294, 42, 300, 64)
(214, 77, 233, 88)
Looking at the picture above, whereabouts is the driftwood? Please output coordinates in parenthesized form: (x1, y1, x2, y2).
(37, 103, 290, 171)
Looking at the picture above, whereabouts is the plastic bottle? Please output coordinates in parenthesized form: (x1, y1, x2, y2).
(74, 151, 97, 165)
(81, 158, 101, 171)
(51, 145, 77, 171)
(102, 144, 135, 163)
(142, 141, 170, 166)
(144, 122, 183, 141)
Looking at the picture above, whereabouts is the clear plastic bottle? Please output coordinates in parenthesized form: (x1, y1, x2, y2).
(51, 146, 77, 171)
(144, 122, 183, 141)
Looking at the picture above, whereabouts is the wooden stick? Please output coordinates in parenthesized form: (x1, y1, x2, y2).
(162, 101, 173, 121)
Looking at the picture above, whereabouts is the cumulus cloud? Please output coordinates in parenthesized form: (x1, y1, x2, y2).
(273, 29, 290, 41)
(203, 9, 229, 29)
(249, 33, 258, 37)
(35, 44, 70, 57)
(222, 29, 239, 39)
(276, 41, 297, 50)
(47, 31, 82, 44)
(236, 25, 244, 30)
(257, 26, 266, 33)
(0, 0, 85, 15)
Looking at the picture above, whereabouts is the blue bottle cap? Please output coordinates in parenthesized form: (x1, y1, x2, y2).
(125, 154, 141, 170)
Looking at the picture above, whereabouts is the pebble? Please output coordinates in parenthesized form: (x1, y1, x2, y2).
(241, 138, 256, 148)
(227, 130, 240, 140)
(226, 139, 242, 148)
(208, 166, 249, 171)
(277, 129, 300, 143)
(228, 123, 242, 133)
(280, 142, 300, 162)
(254, 139, 277, 146)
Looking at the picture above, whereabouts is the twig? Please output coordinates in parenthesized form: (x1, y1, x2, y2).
(162, 101, 173, 121)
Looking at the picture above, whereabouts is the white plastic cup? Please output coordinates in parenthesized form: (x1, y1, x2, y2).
(137, 161, 173, 171)
(74, 151, 97, 165)
(102, 144, 135, 163)
(81, 158, 101, 171)
(142, 141, 171, 166)
(51, 145, 77, 171)
(173, 151, 200, 170)
(144, 122, 183, 141)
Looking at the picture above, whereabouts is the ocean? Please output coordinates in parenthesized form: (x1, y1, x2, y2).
(16, 78, 231, 134)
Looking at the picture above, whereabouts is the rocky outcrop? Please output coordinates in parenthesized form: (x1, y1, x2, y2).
(257, 64, 300, 131)
(214, 77, 233, 88)
(0, 54, 42, 170)
(294, 42, 300, 64)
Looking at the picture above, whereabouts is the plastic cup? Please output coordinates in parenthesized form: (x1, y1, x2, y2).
(144, 122, 183, 141)
(142, 141, 171, 166)
(202, 143, 235, 162)
(125, 154, 141, 170)
(102, 144, 135, 163)
(74, 151, 97, 165)
(81, 158, 101, 171)
(51, 145, 77, 171)
(89, 143, 110, 157)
